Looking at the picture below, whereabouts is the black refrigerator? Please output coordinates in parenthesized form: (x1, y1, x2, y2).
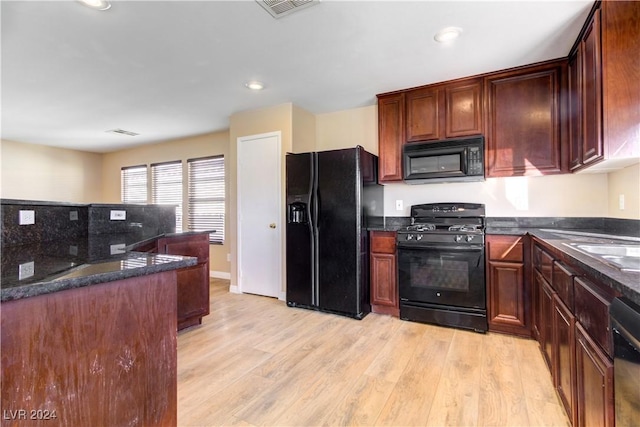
(286, 146, 384, 319)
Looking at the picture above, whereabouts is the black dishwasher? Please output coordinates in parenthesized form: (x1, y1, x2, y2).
(610, 297, 640, 426)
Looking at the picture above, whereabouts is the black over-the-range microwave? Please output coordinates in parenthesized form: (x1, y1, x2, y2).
(403, 135, 484, 184)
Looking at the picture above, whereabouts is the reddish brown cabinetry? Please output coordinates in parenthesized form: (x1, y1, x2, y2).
(532, 239, 618, 427)
(370, 231, 398, 317)
(377, 78, 483, 182)
(575, 323, 614, 427)
(1, 271, 178, 427)
(158, 233, 211, 331)
(569, 2, 640, 171)
(406, 78, 483, 142)
(484, 61, 566, 177)
(377, 93, 405, 183)
(486, 235, 530, 337)
(554, 293, 577, 426)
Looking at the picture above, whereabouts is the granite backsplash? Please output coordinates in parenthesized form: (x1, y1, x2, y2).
(1, 199, 176, 246)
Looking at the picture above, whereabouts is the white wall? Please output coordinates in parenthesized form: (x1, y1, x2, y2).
(1, 139, 103, 203)
(383, 173, 609, 217)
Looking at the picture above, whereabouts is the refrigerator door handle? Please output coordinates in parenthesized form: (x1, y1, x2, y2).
(312, 152, 320, 306)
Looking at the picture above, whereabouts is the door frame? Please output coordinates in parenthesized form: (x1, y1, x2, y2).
(235, 131, 284, 300)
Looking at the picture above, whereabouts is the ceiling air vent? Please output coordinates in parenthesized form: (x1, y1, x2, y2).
(106, 129, 139, 137)
(256, 0, 320, 19)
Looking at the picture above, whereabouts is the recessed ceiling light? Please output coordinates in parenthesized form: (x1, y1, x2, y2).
(434, 27, 463, 43)
(77, 0, 111, 11)
(245, 81, 265, 91)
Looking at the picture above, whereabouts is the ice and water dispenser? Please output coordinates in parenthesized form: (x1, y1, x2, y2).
(288, 201, 308, 224)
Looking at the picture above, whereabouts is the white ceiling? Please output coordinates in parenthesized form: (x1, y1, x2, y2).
(1, 0, 593, 153)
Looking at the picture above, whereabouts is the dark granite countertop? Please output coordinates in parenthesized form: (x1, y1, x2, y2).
(370, 215, 640, 305)
(527, 229, 640, 306)
(0, 230, 213, 302)
(488, 226, 640, 305)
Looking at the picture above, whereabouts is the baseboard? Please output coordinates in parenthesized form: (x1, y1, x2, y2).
(210, 271, 231, 280)
(229, 285, 240, 294)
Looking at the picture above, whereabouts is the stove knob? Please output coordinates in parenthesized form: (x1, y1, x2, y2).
(417, 234, 423, 241)
(406, 234, 414, 240)
(466, 235, 474, 242)
(455, 235, 463, 242)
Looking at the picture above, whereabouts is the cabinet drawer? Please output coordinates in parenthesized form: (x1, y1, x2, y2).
(574, 277, 613, 358)
(553, 261, 576, 310)
(370, 231, 396, 254)
(533, 244, 554, 284)
(487, 235, 524, 261)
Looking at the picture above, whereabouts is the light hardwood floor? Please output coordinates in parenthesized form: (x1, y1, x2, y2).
(177, 279, 569, 426)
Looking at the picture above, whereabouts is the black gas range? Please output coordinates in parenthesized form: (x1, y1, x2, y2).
(397, 203, 487, 333)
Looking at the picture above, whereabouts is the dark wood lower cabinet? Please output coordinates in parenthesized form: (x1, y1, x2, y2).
(554, 295, 577, 426)
(575, 322, 614, 427)
(539, 272, 556, 372)
(370, 231, 398, 317)
(1, 271, 178, 427)
(486, 234, 530, 337)
(533, 239, 617, 427)
(158, 233, 211, 331)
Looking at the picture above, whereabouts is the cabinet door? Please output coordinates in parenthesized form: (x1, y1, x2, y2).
(445, 79, 483, 138)
(159, 233, 210, 330)
(575, 323, 614, 427)
(406, 86, 442, 142)
(487, 260, 528, 336)
(554, 295, 577, 426)
(177, 263, 210, 329)
(484, 62, 565, 177)
(377, 93, 405, 182)
(568, 50, 583, 170)
(581, 9, 603, 166)
(370, 231, 398, 317)
(539, 273, 556, 374)
(370, 253, 398, 312)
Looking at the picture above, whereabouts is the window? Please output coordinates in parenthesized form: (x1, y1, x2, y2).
(121, 165, 148, 204)
(152, 161, 183, 233)
(188, 156, 225, 243)
(120, 156, 226, 241)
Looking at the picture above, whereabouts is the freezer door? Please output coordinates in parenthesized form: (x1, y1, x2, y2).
(286, 152, 315, 307)
(316, 148, 363, 317)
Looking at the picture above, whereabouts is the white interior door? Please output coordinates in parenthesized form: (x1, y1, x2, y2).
(237, 132, 282, 298)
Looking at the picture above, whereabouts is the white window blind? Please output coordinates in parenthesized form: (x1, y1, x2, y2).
(188, 156, 225, 243)
(152, 161, 183, 233)
(121, 165, 148, 204)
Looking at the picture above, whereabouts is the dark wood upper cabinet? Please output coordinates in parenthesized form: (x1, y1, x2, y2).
(445, 80, 483, 138)
(568, 49, 583, 171)
(569, 1, 640, 171)
(406, 78, 483, 142)
(406, 86, 441, 142)
(484, 61, 566, 177)
(580, 10, 603, 165)
(377, 93, 405, 183)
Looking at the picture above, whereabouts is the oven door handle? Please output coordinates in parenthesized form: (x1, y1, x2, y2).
(397, 244, 484, 252)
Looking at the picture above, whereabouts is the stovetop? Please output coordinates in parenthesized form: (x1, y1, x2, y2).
(397, 202, 486, 246)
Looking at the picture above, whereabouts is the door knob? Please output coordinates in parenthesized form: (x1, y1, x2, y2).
(269, 223, 276, 229)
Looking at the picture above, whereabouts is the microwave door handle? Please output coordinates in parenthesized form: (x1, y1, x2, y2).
(462, 147, 469, 174)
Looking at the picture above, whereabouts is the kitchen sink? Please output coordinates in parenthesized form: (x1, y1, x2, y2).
(565, 243, 640, 272)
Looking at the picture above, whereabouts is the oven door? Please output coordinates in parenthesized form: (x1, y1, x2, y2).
(398, 245, 486, 309)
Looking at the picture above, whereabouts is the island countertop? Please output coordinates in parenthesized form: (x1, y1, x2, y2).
(0, 231, 214, 302)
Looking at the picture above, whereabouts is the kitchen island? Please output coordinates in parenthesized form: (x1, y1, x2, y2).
(1, 249, 196, 427)
(0, 199, 207, 426)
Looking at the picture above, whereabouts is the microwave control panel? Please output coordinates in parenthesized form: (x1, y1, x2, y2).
(467, 147, 483, 175)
